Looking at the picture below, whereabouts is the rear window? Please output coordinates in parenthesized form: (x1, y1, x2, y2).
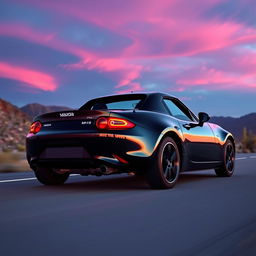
(80, 94, 146, 110)
(102, 100, 140, 110)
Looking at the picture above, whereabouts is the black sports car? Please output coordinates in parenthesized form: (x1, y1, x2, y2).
(26, 92, 235, 189)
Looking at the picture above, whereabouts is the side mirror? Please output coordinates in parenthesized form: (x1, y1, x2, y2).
(198, 112, 210, 126)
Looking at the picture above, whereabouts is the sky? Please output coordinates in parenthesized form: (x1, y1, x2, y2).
(0, 0, 256, 117)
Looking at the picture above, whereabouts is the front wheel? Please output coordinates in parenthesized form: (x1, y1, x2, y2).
(215, 139, 235, 177)
(147, 137, 181, 189)
(34, 167, 69, 185)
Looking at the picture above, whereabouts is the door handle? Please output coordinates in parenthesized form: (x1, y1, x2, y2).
(183, 124, 191, 130)
(183, 123, 198, 130)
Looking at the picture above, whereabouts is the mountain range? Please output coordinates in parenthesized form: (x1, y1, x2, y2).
(211, 114, 256, 140)
(0, 99, 71, 151)
(0, 98, 255, 151)
(0, 99, 30, 151)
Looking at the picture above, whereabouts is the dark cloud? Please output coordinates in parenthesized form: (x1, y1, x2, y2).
(205, 0, 256, 27)
(0, 0, 52, 27)
(58, 22, 133, 56)
(0, 36, 79, 69)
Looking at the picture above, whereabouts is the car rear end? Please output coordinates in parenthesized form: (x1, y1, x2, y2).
(26, 95, 160, 175)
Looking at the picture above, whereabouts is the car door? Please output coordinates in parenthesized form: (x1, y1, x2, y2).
(162, 98, 220, 162)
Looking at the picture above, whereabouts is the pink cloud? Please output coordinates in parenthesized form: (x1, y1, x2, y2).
(122, 20, 256, 59)
(0, 23, 144, 93)
(229, 49, 256, 73)
(176, 66, 256, 90)
(62, 58, 145, 93)
(16, 0, 254, 59)
(2, 0, 256, 94)
(173, 46, 256, 91)
(0, 62, 57, 91)
(0, 24, 94, 61)
(17, 0, 222, 31)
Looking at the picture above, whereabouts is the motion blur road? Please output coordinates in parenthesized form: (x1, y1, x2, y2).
(1, 154, 256, 256)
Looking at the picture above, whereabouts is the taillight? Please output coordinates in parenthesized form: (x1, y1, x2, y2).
(108, 118, 135, 129)
(29, 121, 42, 134)
(96, 117, 108, 129)
(96, 117, 135, 130)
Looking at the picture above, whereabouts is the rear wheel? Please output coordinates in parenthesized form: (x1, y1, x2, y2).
(147, 137, 181, 189)
(34, 167, 69, 185)
(215, 140, 235, 177)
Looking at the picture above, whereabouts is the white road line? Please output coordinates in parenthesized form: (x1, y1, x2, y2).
(249, 156, 256, 159)
(0, 177, 36, 183)
(0, 174, 79, 183)
(236, 157, 248, 160)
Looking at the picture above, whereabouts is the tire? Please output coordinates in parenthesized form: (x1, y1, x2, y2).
(34, 167, 69, 185)
(215, 139, 235, 177)
(146, 137, 181, 189)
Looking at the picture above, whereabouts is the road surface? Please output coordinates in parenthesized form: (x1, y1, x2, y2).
(0, 154, 256, 256)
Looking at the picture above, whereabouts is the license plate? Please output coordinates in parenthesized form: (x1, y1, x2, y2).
(41, 147, 89, 159)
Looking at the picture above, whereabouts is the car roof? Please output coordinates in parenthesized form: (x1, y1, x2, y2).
(79, 92, 199, 122)
(84, 92, 177, 103)
(79, 92, 178, 114)
(99, 92, 176, 98)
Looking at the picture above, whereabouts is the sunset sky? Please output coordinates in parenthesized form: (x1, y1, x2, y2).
(0, 0, 256, 116)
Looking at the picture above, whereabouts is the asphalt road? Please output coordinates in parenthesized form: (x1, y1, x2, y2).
(1, 154, 256, 256)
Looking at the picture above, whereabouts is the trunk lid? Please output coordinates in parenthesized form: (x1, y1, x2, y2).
(34, 110, 110, 133)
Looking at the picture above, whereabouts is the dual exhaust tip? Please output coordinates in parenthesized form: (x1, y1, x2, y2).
(56, 165, 117, 176)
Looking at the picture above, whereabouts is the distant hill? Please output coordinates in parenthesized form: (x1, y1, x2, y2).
(20, 103, 72, 120)
(0, 99, 30, 151)
(211, 113, 256, 140)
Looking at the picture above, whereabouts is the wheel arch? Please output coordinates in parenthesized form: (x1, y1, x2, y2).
(226, 135, 236, 153)
(162, 131, 183, 154)
(158, 130, 184, 170)
(147, 131, 183, 189)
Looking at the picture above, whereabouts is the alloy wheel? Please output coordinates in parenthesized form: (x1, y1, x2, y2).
(161, 142, 179, 183)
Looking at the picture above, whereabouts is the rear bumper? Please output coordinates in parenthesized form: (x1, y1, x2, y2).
(26, 133, 151, 170)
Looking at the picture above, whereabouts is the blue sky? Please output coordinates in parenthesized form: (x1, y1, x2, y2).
(0, 0, 256, 116)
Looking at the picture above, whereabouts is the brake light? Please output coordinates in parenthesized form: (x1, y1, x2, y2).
(96, 117, 108, 129)
(29, 121, 42, 134)
(96, 117, 135, 130)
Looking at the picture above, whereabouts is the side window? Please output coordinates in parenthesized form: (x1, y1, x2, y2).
(163, 99, 194, 122)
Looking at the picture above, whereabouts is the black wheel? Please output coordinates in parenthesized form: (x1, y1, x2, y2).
(147, 137, 181, 189)
(215, 140, 235, 177)
(34, 167, 69, 185)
